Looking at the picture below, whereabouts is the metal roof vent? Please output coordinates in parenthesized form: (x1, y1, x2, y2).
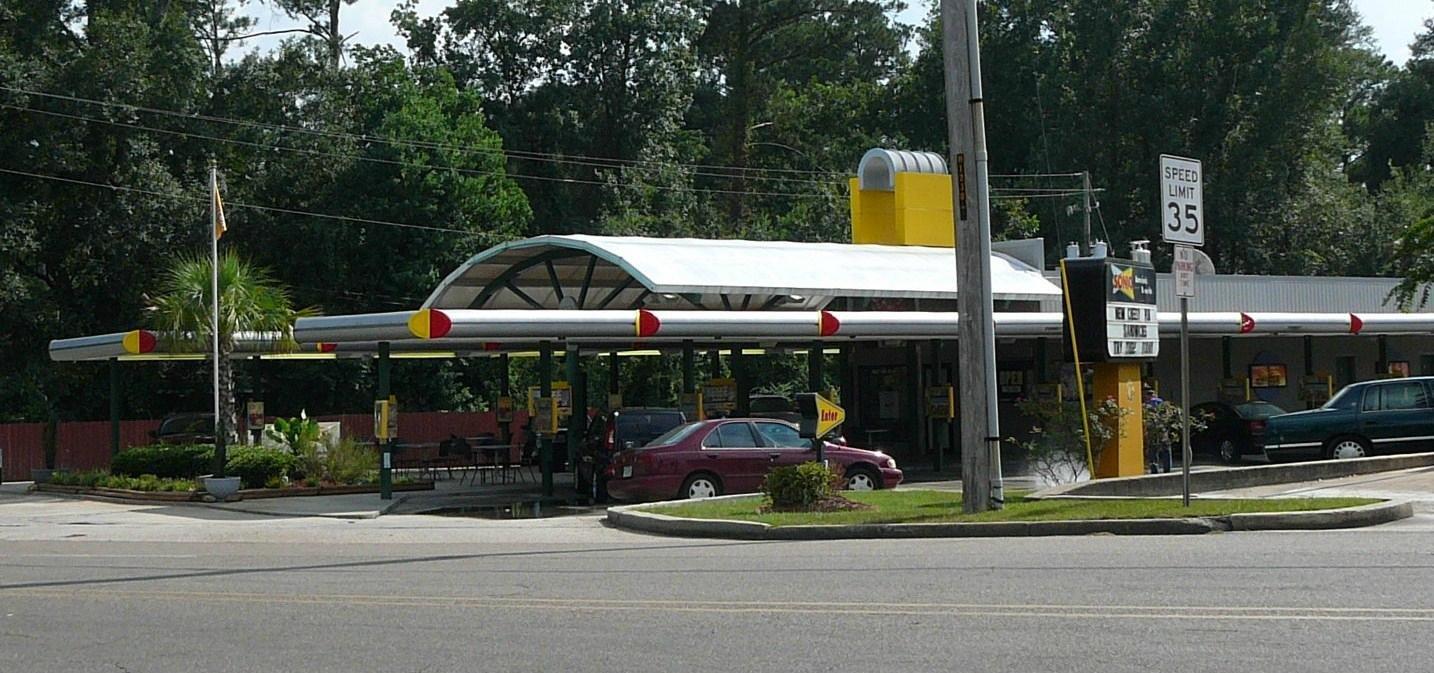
(857, 149, 948, 191)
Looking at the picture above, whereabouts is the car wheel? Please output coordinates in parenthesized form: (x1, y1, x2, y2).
(680, 473, 722, 500)
(846, 467, 880, 491)
(1325, 436, 1370, 460)
(1218, 439, 1242, 465)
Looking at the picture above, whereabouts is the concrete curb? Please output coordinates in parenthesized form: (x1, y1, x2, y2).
(17, 485, 409, 519)
(1226, 499, 1413, 531)
(606, 497, 1413, 540)
(1034, 452, 1434, 499)
(203, 494, 411, 520)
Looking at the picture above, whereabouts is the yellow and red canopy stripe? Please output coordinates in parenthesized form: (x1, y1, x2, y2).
(407, 308, 453, 339)
(121, 330, 157, 354)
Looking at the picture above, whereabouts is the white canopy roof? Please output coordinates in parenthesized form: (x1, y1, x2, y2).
(425, 235, 1060, 311)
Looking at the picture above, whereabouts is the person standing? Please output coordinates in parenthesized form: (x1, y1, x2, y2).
(1143, 385, 1173, 474)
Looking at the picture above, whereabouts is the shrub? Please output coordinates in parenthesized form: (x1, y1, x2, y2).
(50, 470, 104, 487)
(761, 461, 840, 510)
(225, 445, 295, 489)
(1006, 397, 1127, 485)
(112, 444, 215, 479)
(324, 439, 378, 485)
(50, 470, 195, 492)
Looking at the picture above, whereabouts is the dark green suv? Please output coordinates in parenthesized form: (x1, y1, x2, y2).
(1263, 377, 1434, 461)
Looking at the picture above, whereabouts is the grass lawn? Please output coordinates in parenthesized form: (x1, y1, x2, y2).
(649, 490, 1380, 527)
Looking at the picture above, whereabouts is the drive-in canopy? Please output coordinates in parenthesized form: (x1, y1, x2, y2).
(423, 234, 1062, 311)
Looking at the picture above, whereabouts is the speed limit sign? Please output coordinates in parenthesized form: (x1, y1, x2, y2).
(1160, 155, 1203, 246)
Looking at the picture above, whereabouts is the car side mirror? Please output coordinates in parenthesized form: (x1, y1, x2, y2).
(622, 440, 638, 450)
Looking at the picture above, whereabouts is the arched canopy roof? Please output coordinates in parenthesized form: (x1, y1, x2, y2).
(424, 235, 1061, 311)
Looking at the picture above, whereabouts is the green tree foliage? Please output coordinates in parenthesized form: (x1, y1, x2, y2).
(0, 1, 530, 421)
(899, 0, 1391, 274)
(1350, 18, 1434, 191)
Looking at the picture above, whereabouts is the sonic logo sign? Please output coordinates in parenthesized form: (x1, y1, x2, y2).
(1062, 256, 1160, 364)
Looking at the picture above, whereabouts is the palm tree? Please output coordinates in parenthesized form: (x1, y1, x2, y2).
(146, 250, 317, 471)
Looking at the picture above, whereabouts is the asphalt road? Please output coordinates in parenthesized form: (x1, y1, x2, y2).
(3, 493, 1434, 673)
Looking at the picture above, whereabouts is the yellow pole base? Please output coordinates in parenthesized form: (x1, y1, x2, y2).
(1093, 362, 1145, 478)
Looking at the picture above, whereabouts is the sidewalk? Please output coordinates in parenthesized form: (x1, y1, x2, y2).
(1203, 465, 1434, 508)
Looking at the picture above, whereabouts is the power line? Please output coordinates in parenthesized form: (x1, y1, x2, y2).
(0, 166, 481, 236)
(0, 85, 849, 181)
(2, 86, 1098, 191)
(2, 103, 849, 200)
(6, 100, 1073, 205)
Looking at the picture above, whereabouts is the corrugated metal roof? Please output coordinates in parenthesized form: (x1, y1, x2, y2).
(426, 235, 1061, 310)
(1041, 272, 1428, 314)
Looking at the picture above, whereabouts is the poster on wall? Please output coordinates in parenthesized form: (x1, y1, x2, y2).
(1388, 361, 1411, 378)
(878, 391, 900, 420)
(702, 378, 737, 415)
(997, 370, 1026, 399)
(1249, 364, 1288, 388)
(526, 383, 572, 418)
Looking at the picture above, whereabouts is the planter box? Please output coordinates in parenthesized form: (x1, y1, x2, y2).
(90, 487, 198, 502)
(34, 483, 83, 495)
(236, 487, 322, 499)
(34, 483, 198, 501)
(34, 480, 432, 501)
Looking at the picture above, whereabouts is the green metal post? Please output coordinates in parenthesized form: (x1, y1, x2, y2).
(1378, 335, 1389, 377)
(731, 347, 749, 417)
(565, 345, 580, 472)
(907, 341, 924, 461)
(499, 353, 511, 445)
(808, 341, 824, 393)
(109, 358, 121, 456)
(682, 341, 696, 396)
(608, 351, 620, 408)
(929, 339, 943, 472)
(540, 342, 554, 497)
(1221, 337, 1233, 379)
(378, 341, 392, 500)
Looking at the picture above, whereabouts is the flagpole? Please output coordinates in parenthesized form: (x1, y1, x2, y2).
(211, 162, 224, 477)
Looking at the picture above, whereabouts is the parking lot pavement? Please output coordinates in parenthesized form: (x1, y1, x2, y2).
(0, 489, 647, 546)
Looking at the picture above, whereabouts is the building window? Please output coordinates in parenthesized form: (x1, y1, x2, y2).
(1421, 355, 1434, 377)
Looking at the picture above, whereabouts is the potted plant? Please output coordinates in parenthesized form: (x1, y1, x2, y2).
(31, 415, 59, 483)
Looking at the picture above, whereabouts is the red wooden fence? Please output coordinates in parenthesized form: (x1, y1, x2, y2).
(0, 411, 527, 482)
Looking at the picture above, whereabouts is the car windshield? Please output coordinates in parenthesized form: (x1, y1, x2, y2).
(1235, 402, 1286, 418)
(615, 412, 686, 446)
(160, 416, 211, 434)
(642, 422, 703, 448)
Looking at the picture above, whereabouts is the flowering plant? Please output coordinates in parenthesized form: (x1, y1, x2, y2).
(1008, 396, 1129, 485)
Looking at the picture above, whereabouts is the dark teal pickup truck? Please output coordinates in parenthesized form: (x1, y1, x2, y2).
(1263, 377, 1434, 461)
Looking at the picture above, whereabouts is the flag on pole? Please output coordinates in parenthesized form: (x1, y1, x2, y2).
(212, 171, 227, 239)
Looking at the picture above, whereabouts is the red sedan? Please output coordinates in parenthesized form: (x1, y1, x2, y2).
(604, 419, 903, 502)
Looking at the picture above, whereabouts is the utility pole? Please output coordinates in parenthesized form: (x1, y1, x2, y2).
(943, 0, 1003, 512)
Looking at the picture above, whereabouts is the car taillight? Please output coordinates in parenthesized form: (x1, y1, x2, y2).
(605, 425, 615, 452)
(1249, 420, 1266, 433)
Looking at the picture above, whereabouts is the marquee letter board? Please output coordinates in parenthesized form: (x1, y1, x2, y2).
(1062, 257, 1159, 363)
